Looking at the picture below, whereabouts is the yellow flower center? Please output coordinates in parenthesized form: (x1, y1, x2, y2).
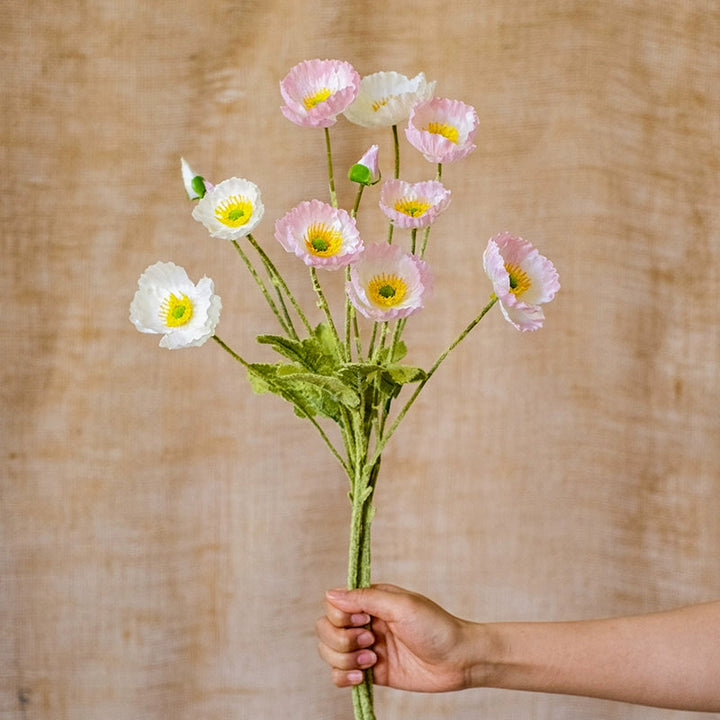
(161, 293, 194, 328)
(303, 87, 332, 110)
(304, 222, 343, 256)
(215, 195, 253, 228)
(371, 96, 393, 112)
(427, 121, 459, 143)
(368, 274, 407, 307)
(394, 197, 431, 218)
(505, 263, 531, 296)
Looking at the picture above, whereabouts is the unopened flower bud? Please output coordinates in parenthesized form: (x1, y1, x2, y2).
(181, 157, 211, 200)
(348, 145, 380, 185)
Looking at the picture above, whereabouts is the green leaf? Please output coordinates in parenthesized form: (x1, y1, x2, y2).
(246, 361, 359, 423)
(391, 341, 408, 363)
(384, 364, 427, 385)
(336, 362, 382, 385)
(257, 323, 340, 374)
(289, 372, 360, 409)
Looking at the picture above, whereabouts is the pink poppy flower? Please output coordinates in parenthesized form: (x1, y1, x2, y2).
(405, 97, 479, 164)
(483, 232, 560, 331)
(280, 59, 360, 128)
(346, 242, 433, 321)
(274, 199, 364, 269)
(379, 179, 451, 229)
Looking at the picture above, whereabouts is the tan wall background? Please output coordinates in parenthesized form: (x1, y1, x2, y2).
(2, 1, 719, 718)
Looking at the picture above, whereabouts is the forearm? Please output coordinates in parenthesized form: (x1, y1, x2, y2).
(467, 601, 720, 712)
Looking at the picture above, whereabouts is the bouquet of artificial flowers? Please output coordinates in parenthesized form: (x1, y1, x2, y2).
(130, 59, 559, 720)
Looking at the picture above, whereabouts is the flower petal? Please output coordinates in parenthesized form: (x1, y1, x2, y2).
(280, 59, 360, 128)
(379, 179, 451, 229)
(483, 232, 559, 331)
(274, 199, 364, 269)
(191, 177, 264, 240)
(130, 261, 221, 349)
(346, 242, 432, 321)
(344, 71, 436, 128)
(405, 97, 479, 164)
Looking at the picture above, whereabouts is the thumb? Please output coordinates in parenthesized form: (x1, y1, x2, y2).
(326, 584, 407, 621)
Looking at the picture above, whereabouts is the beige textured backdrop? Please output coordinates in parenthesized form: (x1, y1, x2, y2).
(2, 1, 719, 718)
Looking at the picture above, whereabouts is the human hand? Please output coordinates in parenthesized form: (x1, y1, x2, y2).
(316, 583, 482, 693)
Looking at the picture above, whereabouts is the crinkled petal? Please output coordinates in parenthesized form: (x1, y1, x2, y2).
(489, 232, 560, 305)
(191, 177, 264, 240)
(482, 238, 512, 301)
(346, 242, 432, 321)
(379, 179, 451, 228)
(274, 199, 364, 269)
(344, 71, 436, 128)
(499, 300, 546, 332)
(280, 59, 360, 128)
(483, 232, 559, 331)
(130, 261, 221, 349)
(405, 97, 479, 164)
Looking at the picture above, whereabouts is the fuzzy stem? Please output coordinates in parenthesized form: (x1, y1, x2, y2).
(392, 124, 400, 179)
(325, 127, 338, 208)
(245, 240, 297, 339)
(351, 184, 365, 218)
(369, 295, 499, 468)
(211, 336, 350, 475)
(420, 226, 432, 258)
(310, 267, 346, 360)
(231, 240, 290, 336)
(347, 453, 378, 719)
(246, 234, 313, 335)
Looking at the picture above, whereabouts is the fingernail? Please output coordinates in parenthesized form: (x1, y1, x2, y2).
(357, 631, 373, 647)
(326, 588, 348, 600)
(351, 613, 371, 626)
(347, 670, 364, 685)
(357, 650, 376, 668)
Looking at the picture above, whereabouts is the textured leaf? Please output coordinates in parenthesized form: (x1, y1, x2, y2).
(384, 364, 426, 385)
(257, 323, 340, 374)
(246, 361, 359, 422)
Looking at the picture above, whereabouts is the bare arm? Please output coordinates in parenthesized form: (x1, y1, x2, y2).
(480, 600, 720, 711)
(317, 585, 720, 712)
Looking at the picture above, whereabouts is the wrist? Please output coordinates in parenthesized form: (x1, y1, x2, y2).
(459, 620, 507, 690)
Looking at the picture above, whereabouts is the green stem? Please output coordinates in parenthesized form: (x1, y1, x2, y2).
(325, 127, 337, 208)
(410, 228, 418, 254)
(392, 124, 400, 179)
(347, 453, 377, 720)
(231, 240, 290, 335)
(212, 336, 350, 475)
(353, 312, 363, 361)
(436, 163, 442, 181)
(370, 322, 389, 364)
(247, 234, 313, 335)
(366, 323, 379, 362)
(369, 296, 499, 468)
(344, 266, 360, 361)
(310, 267, 346, 360)
(388, 318, 404, 365)
(243, 238, 298, 339)
(351, 184, 364, 218)
(420, 225, 432, 258)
